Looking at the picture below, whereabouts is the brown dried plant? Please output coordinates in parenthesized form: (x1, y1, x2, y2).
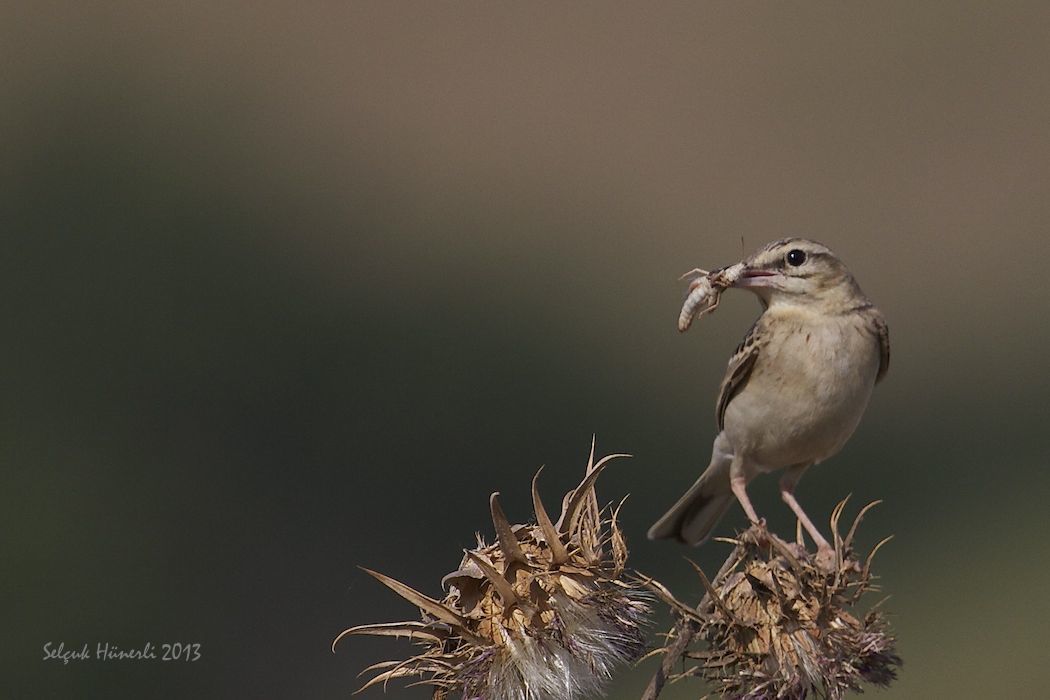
(334, 443, 651, 700)
(642, 499, 900, 700)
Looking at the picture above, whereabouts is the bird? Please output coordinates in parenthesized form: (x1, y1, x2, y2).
(648, 238, 889, 559)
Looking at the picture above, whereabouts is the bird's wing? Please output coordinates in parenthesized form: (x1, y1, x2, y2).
(869, 310, 890, 383)
(716, 319, 763, 431)
(860, 306, 886, 384)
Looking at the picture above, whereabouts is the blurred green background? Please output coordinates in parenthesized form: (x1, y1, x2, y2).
(6, 2, 1049, 698)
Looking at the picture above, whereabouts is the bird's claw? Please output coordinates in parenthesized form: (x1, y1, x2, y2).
(743, 519, 770, 546)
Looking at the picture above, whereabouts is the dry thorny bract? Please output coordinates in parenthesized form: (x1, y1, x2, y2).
(644, 499, 900, 700)
(334, 442, 651, 700)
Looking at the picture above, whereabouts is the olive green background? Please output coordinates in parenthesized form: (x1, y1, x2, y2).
(6, 3, 1049, 698)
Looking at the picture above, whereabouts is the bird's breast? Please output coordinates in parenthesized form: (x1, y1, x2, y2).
(723, 312, 879, 469)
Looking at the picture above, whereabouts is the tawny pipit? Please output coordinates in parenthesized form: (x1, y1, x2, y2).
(648, 239, 889, 558)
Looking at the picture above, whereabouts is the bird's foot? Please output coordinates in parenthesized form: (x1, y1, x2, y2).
(742, 518, 769, 545)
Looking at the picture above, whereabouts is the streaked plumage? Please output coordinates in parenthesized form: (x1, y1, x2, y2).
(649, 239, 889, 555)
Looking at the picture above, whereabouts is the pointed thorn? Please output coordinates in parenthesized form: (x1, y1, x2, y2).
(332, 621, 448, 653)
(685, 557, 738, 624)
(531, 468, 570, 565)
(830, 494, 851, 539)
(862, 535, 895, 581)
(489, 493, 527, 566)
(844, 500, 883, 552)
(558, 453, 631, 534)
(637, 574, 706, 623)
(465, 550, 534, 615)
(358, 567, 475, 636)
(356, 660, 401, 679)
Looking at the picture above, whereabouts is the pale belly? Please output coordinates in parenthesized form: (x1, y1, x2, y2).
(723, 316, 879, 471)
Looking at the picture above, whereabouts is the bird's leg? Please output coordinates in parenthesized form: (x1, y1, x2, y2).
(779, 464, 834, 565)
(729, 456, 761, 525)
(730, 472, 773, 548)
(728, 465, 767, 549)
(729, 474, 761, 525)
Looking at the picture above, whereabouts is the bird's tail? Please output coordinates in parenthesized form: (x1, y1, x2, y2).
(647, 447, 733, 546)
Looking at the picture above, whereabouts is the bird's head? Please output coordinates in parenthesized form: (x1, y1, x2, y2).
(733, 238, 864, 310)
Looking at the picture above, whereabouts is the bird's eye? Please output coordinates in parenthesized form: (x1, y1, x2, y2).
(786, 249, 807, 266)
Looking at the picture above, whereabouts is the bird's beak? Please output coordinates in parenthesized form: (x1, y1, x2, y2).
(732, 267, 780, 289)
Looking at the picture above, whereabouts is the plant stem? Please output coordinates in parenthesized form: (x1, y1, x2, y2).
(640, 546, 744, 700)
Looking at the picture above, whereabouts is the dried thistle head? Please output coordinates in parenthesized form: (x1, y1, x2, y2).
(651, 499, 900, 700)
(335, 444, 651, 699)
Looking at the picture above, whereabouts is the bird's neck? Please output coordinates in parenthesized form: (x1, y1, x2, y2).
(763, 287, 870, 317)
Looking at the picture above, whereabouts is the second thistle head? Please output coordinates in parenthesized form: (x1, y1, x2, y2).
(336, 444, 651, 700)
